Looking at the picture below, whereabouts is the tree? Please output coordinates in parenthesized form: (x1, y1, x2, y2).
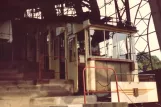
(137, 52, 161, 71)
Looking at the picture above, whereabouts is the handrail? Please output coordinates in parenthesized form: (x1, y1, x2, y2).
(82, 66, 120, 104)
(39, 55, 68, 80)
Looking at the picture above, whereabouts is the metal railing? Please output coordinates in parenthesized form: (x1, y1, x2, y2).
(82, 66, 120, 104)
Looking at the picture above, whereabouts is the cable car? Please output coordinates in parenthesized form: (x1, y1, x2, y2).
(47, 20, 158, 105)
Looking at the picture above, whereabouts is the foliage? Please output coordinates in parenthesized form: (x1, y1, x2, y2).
(137, 52, 161, 71)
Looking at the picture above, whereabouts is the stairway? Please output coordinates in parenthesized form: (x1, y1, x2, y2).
(0, 79, 74, 97)
(0, 61, 75, 107)
(0, 61, 128, 107)
(0, 71, 74, 107)
(30, 95, 97, 107)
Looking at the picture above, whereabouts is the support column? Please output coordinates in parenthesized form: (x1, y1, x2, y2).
(149, 0, 161, 49)
(48, 28, 52, 69)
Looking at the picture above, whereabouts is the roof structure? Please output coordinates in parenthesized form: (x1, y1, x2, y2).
(0, 0, 134, 30)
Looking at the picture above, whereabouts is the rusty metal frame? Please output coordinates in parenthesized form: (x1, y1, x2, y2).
(133, 0, 160, 70)
(102, 0, 161, 70)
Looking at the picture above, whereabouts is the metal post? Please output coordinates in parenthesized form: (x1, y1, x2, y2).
(125, 0, 131, 25)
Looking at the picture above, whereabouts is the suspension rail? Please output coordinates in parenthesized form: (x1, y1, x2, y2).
(82, 66, 120, 104)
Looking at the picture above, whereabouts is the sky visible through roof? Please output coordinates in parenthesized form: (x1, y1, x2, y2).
(97, 0, 161, 59)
